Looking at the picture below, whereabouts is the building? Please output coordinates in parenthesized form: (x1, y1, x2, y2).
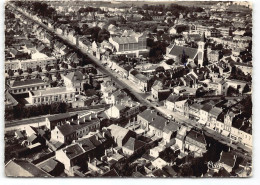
(5, 159, 52, 177)
(122, 137, 146, 156)
(106, 102, 140, 119)
(55, 143, 87, 173)
(45, 113, 78, 130)
(184, 130, 207, 157)
(199, 103, 213, 126)
(63, 71, 87, 94)
(8, 79, 50, 94)
(107, 124, 136, 147)
(28, 87, 76, 105)
(51, 112, 100, 144)
(218, 151, 237, 173)
(129, 69, 152, 92)
(109, 32, 149, 57)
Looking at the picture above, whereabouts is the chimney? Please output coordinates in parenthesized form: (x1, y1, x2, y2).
(83, 117, 86, 122)
(77, 119, 80, 125)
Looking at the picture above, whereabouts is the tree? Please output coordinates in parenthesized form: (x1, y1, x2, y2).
(27, 67, 33, 74)
(155, 66, 165, 73)
(36, 65, 42, 73)
(54, 63, 60, 71)
(18, 69, 23, 75)
(8, 69, 14, 77)
(45, 64, 51, 72)
(166, 59, 174, 65)
(97, 28, 110, 42)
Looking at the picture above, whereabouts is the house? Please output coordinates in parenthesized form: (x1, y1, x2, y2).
(151, 80, 164, 100)
(162, 121, 180, 145)
(5, 159, 52, 177)
(55, 143, 87, 173)
(150, 145, 166, 158)
(184, 130, 207, 157)
(218, 151, 237, 173)
(38, 158, 64, 177)
(62, 71, 87, 93)
(165, 94, 181, 111)
(151, 158, 168, 170)
(129, 69, 152, 92)
(122, 137, 146, 156)
(137, 109, 158, 131)
(207, 107, 223, 130)
(199, 103, 213, 126)
(105, 102, 140, 119)
(51, 112, 100, 144)
(45, 113, 78, 130)
(107, 124, 136, 147)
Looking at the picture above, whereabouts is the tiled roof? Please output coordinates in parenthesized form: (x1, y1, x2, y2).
(123, 137, 145, 152)
(11, 79, 46, 87)
(62, 143, 85, 160)
(5, 159, 52, 177)
(209, 107, 223, 117)
(186, 130, 206, 145)
(168, 45, 198, 59)
(201, 103, 213, 112)
(65, 71, 84, 82)
(47, 113, 76, 122)
(219, 151, 236, 167)
(166, 94, 180, 103)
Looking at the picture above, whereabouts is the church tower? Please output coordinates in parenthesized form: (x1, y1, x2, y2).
(197, 32, 206, 67)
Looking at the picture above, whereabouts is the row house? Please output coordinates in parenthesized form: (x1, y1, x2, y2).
(28, 87, 76, 105)
(8, 79, 50, 94)
(51, 112, 100, 144)
(45, 113, 78, 130)
(129, 69, 153, 92)
(106, 101, 140, 119)
(184, 130, 207, 157)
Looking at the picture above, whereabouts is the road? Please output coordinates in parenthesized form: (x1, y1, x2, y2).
(5, 107, 106, 130)
(9, 4, 251, 154)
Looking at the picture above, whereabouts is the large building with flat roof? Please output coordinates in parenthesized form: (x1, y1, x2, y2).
(28, 87, 76, 105)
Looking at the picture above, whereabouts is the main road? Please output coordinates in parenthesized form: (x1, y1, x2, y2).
(9, 4, 251, 154)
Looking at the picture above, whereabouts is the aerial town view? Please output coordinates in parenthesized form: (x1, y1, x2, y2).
(4, 0, 252, 178)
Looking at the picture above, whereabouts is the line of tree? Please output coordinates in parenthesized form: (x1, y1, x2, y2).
(5, 102, 68, 121)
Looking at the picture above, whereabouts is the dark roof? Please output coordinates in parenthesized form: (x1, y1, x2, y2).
(150, 116, 168, 131)
(168, 45, 198, 59)
(47, 113, 76, 122)
(5, 159, 52, 177)
(65, 71, 84, 82)
(101, 169, 119, 177)
(152, 169, 170, 177)
(11, 79, 46, 87)
(186, 130, 206, 145)
(162, 166, 177, 176)
(76, 138, 96, 152)
(163, 121, 179, 134)
(138, 109, 158, 123)
(209, 107, 223, 117)
(201, 103, 213, 112)
(123, 137, 146, 152)
(62, 143, 85, 160)
(219, 151, 236, 167)
(166, 94, 181, 103)
(39, 158, 59, 173)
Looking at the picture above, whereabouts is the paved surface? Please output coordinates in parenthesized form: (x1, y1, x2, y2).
(5, 108, 105, 130)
